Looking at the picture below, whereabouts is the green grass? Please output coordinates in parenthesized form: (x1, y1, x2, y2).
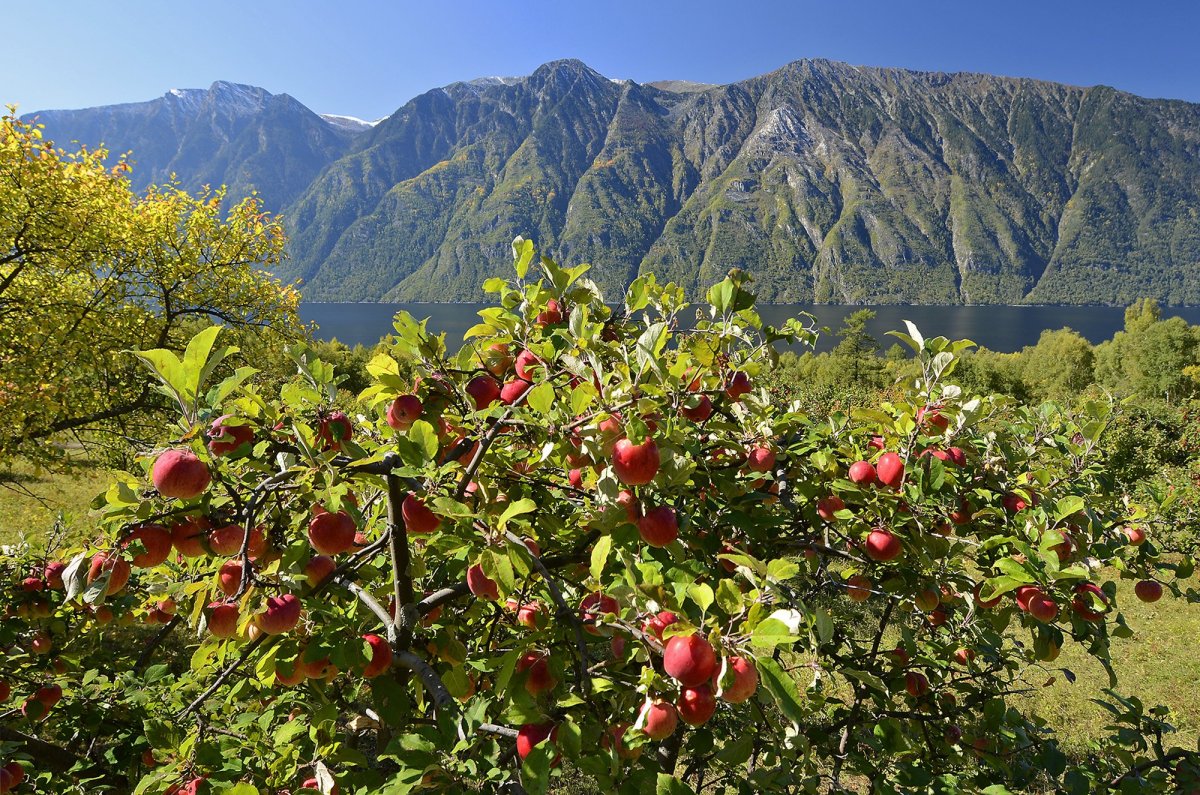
(0, 461, 111, 547)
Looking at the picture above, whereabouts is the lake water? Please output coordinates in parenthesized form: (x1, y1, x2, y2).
(299, 303, 1200, 354)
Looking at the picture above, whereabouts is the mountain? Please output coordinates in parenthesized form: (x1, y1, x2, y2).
(25, 61, 1200, 305)
(24, 81, 364, 210)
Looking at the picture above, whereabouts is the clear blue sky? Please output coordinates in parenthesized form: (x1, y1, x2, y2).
(5, 0, 1200, 120)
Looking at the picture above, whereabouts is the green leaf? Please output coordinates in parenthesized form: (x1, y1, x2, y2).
(634, 322, 669, 377)
(757, 657, 807, 725)
(687, 582, 714, 613)
(715, 578, 743, 615)
(766, 558, 800, 582)
(512, 236, 535, 280)
(656, 774, 697, 795)
(590, 535, 612, 580)
(408, 420, 439, 461)
(498, 498, 537, 530)
(525, 382, 555, 415)
(480, 548, 516, 597)
(750, 618, 798, 649)
(813, 607, 834, 644)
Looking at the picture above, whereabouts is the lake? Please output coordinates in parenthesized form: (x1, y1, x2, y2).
(299, 303, 1200, 354)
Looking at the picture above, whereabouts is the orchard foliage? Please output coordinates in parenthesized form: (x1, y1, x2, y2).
(0, 109, 301, 466)
(2, 239, 1199, 794)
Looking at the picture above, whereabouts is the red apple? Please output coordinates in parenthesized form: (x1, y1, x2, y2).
(1014, 585, 1042, 611)
(217, 559, 245, 597)
(254, 594, 302, 635)
(208, 523, 265, 558)
(864, 528, 902, 562)
(206, 601, 240, 638)
(1123, 526, 1146, 545)
(514, 350, 542, 381)
(917, 405, 949, 430)
(579, 592, 619, 633)
(43, 560, 66, 590)
(402, 494, 441, 534)
(876, 452, 904, 489)
(717, 656, 758, 703)
(500, 378, 531, 405)
(1134, 580, 1163, 603)
(1071, 582, 1109, 622)
(29, 631, 52, 655)
(481, 343, 513, 376)
(536, 298, 563, 325)
(275, 658, 306, 687)
(20, 576, 44, 592)
(601, 722, 641, 760)
(300, 654, 338, 681)
(171, 516, 211, 557)
(904, 671, 929, 697)
(152, 448, 210, 499)
(1027, 594, 1059, 623)
(466, 564, 499, 601)
(386, 394, 423, 430)
(724, 371, 751, 400)
(611, 438, 660, 486)
(638, 699, 678, 739)
(567, 468, 584, 489)
(642, 610, 678, 641)
(207, 415, 254, 457)
(677, 683, 717, 725)
(362, 633, 393, 678)
(846, 575, 872, 602)
(304, 555, 336, 587)
(466, 375, 502, 410)
(1002, 492, 1029, 513)
(516, 651, 557, 695)
(1, 762, 22, 791)
(0, 680, 9, 702)
(954, 648, 976, 665)
(747, 445, 775, 473)
(123, 524, 173, 567)
(816, 496, 845, 521)
(516, 722, 557, 761)
(318, 411, 353, 450)
(308, 510, 356, 555)
(663, 633, 717, 686)
(947, 447, 967, 467)
(637, 506, 679, 547)
(680, 394, 713, 422)
(848, 461, 876, 486)
(87, 553, 131, 595)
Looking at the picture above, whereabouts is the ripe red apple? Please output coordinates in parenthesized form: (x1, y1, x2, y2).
(208, 524, 264, 558)
(275, 659, 306, 687)
(914, 588, 940, 612)
(567, 468, 584, 489)
(516, 722, 558, 761)
(1027, 594, 1059, 623)
(642, 610, 678, 641)
(917, 405, 950, 430)
(536, 298, 563, 325)
(386, 394, 424, 430)
(514, 350, 542, 381)
(218, 559, 246, 597)
(954, 648, 976, 665)
(677, 683, 717, 725)
(864, 528, 902, 562)
(123, 524, 173, 567)
(202, 600, 238, 638)
(466, 375, 502, 410)
(402, 494, 441, 534)
(43, 560, 66, 590)
(680, 394, 713, 422)
(724, 371, 751, 401)
(517, 651, 557, 695)
(611, 437, 660, 486)
(816, 495, 845, 521)
(579, 591, 619, 633)
(890, 645, 910, 665)
(308, 510, 356, 555)
(300, 654, 338, 681)
(1071, 583, 1110, 622)
(846, 574, 872, 602)
(152, 448, 211, 500)
(1134, 580, 1163, 603)
(171, 516, 211, 557)
(601, 722, 641, 760)
(466, 564, 499, 601)
(904, 671, 929, 698)
(362, 633, 393, 678)
(500, 378, 531, 405)
(20, 576, 44, 592)
(299, 777, 338, 795)
(747, 445, 775, 472)
(848, 460, 876, 486)
(876, 452, 904, 489)
(207, 415, 254, 457)
(480, 343, 513, 376)
(947, 447, 967, 467)
(637, 506, 679, 547)
(1123, 526, 1146, 545)
(0, 680, 9, 702)
(254, 594, 302, 635)
(87, 553, 131, 595)
(1002, 492, 1029, 513)
(717, 656, 758, 703)
(638, 699, 679, 739)
(0, 761, 22, 791)
(663, 633, 717, 686)
(304, 555, 336, 588)
(318, 411, 353, 451)
(29, 631, 52, 655)
(1014, 585, 1041, 611)
(506, 598, 544, 629)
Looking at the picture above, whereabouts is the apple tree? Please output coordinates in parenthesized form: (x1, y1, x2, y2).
(1, 240, 1198, 794)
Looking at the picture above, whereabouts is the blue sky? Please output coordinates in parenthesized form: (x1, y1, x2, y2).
(5, 1, 1200, 119)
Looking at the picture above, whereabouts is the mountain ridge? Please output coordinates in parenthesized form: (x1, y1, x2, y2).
(22, 59, 1200, 305)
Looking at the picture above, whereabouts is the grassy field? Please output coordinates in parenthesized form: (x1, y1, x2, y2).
(2, 464, 1197, 760)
